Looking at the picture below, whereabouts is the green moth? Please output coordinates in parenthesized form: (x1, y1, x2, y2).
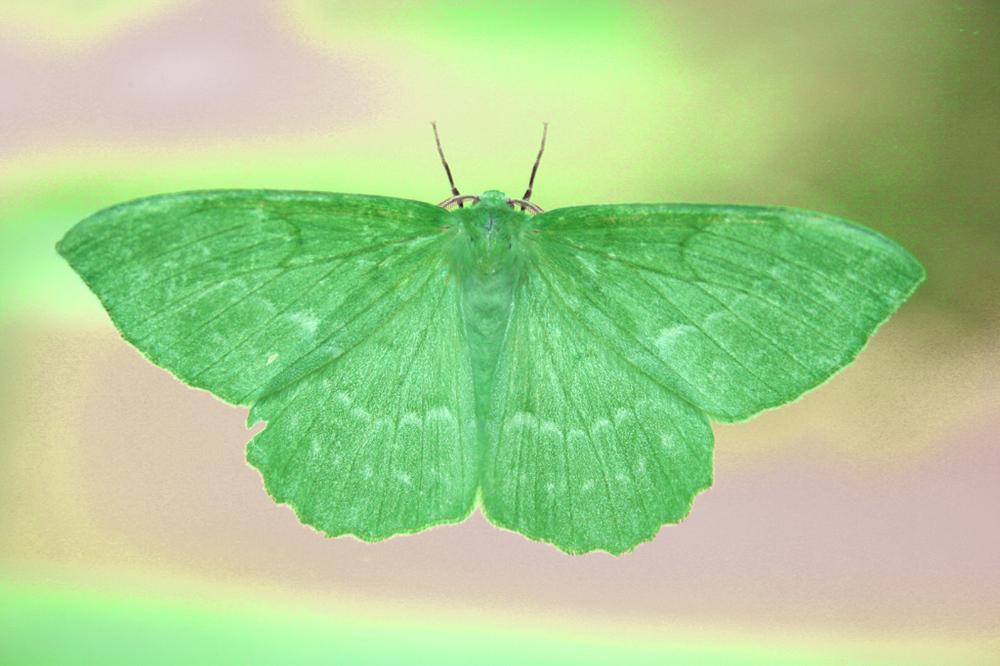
(57, 126, 925, 555)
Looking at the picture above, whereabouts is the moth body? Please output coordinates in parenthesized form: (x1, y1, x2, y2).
(449, 190, 535, 444)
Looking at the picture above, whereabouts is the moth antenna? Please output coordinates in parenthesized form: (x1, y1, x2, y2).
(522, 122, 548, 202)
(432, 122, 460, 197)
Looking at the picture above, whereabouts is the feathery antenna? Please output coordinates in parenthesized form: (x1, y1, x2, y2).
(431, 122, 460, 197)
(522, 122, 548, 201)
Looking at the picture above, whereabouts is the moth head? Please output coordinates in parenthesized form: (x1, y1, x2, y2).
(437, 190, 543, 215)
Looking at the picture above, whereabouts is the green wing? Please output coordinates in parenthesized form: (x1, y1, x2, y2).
(481, 203, 924, 554)
(480, 270, 715, 555)
(528, 203, 925, 422)
(58, 190, 479, 540)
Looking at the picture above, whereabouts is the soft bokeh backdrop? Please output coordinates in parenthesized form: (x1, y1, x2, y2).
(2, 1, 997, 663)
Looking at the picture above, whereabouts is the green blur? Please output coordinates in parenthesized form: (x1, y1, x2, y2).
(4, 576, 984, 666)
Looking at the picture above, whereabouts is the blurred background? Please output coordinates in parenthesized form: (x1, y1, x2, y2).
(1, 1, 997, 663)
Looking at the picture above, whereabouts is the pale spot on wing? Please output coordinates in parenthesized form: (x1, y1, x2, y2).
(654, 324, 697, 354)
(501, 414, 538, 482)
(508, 411, 539, 431)
(540, 421, 563, 441)
(243, 293, 278, 318)
(266, 353, 277, 365)
(426, 405, 455, 424)
(660, 433, 680, 455)
(399, 412, 422, 427)
(225, 277, 249, 293)
(700, 311, 726, 334)
(574, 253, 600, 275)
(350, 405, 372, 423)
(330, 390, 373, 426)
(282, 253, 315, 269)
(591, 418, 613, 439)
(614, 408, 634, 423)
(287, 312, 318, 337)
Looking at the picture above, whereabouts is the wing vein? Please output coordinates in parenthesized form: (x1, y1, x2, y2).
(533, 281, 629, 548)
(699, 226, 889, 300)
